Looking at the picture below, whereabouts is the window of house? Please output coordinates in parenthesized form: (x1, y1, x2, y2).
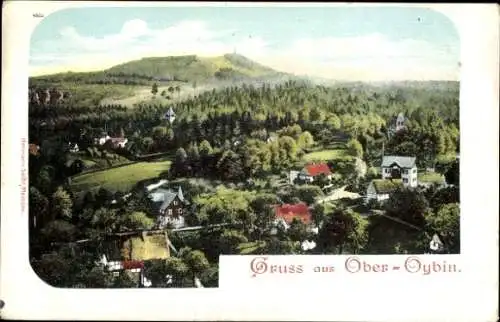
(168, 209, 173, 216)
(113, 272, 120, 277)
(413, 168, 417, 173)
(173, 200, 177, 206)
(178, 208, 183, 214)
(403, 178, 408, 183)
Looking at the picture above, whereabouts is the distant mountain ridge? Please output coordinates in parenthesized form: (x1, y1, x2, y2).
(31, 53, 290, 85)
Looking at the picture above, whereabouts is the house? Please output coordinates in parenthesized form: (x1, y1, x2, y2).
(381, 155, 418, 187)
(298, 163, 332, 183)
(388, 112, 406, 137)
(29, 144, 40, 156)
(365, 179, 403, 203)
(148, 186, 188, 229)
(272, 203, 316, 234)
(95, 133, 111, 145)
(68, 142, 79, 153)
(289, 170, 300, 184)
(95, 132, 128, 148)
(98, 230, 171, 286)
(109, 137, 128, 148)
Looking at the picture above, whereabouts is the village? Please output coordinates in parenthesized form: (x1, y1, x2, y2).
(29, 106, 460, 288)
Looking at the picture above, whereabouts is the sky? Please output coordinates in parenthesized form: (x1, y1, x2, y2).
(29, 6, 460, 81)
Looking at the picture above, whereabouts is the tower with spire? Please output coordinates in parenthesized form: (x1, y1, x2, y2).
(164, 107, 176, 124)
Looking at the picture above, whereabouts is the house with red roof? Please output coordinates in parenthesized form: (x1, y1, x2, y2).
(273, 203, 317, 234)
(297, 162, 332, 183)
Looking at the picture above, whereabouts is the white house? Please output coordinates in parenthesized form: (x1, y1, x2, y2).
(381, 155, 418, 188)
(297, 163, 332, 183)
(365, 179, 404, 203)
(96, 135, 111, 145)
(68, 142, 79, 153)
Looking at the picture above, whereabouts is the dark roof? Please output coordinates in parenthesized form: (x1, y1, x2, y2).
(381, 156, 416, 168)
(370, 179, 403, 194)
(148, 186, 187, 210)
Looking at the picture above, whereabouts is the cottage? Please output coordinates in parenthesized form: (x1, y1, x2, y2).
(95, 132, 128, 148)
(381, 155, 418, 187)
(273, 203, 316, 234)
(98, 230, 171, 286)
(148, 186, 188, 229)
(365, 179, 403, 203)
(109, 137, 128, 148)
(298, 163, 332, 183)
(29, 144, 40, 156)
(68, 142, 79, 153)
(388, 112, 406, 137)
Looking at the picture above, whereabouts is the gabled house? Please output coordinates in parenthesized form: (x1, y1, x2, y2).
(298, 163, 332, 183)
(148, 186, 188, 229)
(29, 143, 40, 156)
(365, 179, 403, 203)
(98, 230, 171, 286)
(381, 155, 418, 188)
(109, 137, 128, 148)
(95, 132, 128, 148)
(68, 142, 79, 153)
(273, 203, 316, 233)
(388, 112, 406, 137)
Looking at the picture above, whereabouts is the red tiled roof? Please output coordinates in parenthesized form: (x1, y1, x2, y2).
(304, 163, 331, 176)
(275, 203, 312, 225)
(122, 260, 144, 270)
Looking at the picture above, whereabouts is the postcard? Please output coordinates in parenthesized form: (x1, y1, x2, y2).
(1, 2, 498, 321)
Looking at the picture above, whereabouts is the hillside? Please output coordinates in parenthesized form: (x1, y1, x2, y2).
(30, 53, 288, 86)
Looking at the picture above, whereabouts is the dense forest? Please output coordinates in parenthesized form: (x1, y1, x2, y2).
(28, 65, 461, 288)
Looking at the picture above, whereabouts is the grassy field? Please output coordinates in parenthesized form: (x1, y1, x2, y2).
(70, 160, 172, 193)
(302, 148, 347, 163)
(418, 171, 446, 184)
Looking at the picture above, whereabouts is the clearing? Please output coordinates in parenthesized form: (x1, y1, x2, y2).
(302, 148, 347, 163)
(418, 171, 446, 185)
(70, 160, 172, 193)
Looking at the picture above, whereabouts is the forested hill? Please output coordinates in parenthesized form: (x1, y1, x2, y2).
(29, 53, 290, 86)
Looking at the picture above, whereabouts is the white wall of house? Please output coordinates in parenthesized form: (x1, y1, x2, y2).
(289, 171, 300, 184)
(158, 215, 185, 229)
(365, 183, 391, 203)
(115, 139, 128, 148)
(381, 166, 417, 187)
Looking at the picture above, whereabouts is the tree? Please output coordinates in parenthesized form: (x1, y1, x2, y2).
(29, 186, 49, 227)
(313, 173, 331, 188)
(316, 208, 368, 254)
(297, 131, 314, 150)
(51, 187, 73, 220)
(151, 83, 158, 96)
(293, 185, 324, 205)
(347, 138, 364, 159)
(444, 160, 459, 186)
(311, 203, 334, 227)
(217, 229, 248, 254)
(144, 258, 190, 287)
(287, 218, 309, 242)
(425, 203, 460, 253)
(199, 140, 213, 157)
(120, 211, 154, 231)
(385, 188, 429, 227)
(90, 207, 119, 234)
(182, 248, 210, 278)
(40, 220, 78, 243)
